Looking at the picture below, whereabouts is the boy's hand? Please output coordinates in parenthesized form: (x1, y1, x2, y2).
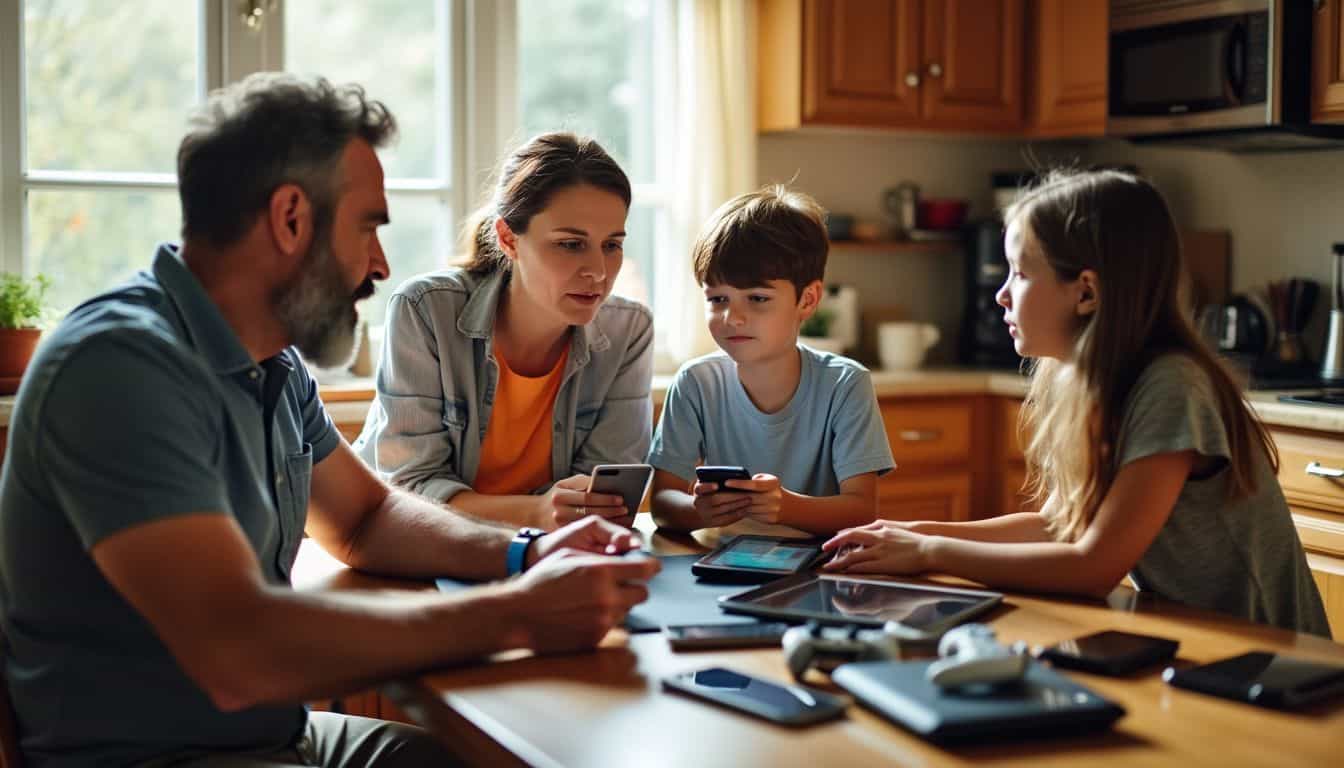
(690, 481, 752, 528)
(722, 474, 783, 524)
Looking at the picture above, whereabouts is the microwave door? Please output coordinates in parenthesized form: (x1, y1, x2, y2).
(1108, 11, 1269, 135)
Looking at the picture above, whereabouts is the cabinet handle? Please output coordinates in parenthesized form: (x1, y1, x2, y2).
(899, 429, 942, 443)
(1305, 461, 1344, 478)
(927, 62, 943, 78)
(905, 72, 920, 88)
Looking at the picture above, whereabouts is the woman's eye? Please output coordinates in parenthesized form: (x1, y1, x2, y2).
(557, 240, 584, 251)
(604, 240, 624, 253)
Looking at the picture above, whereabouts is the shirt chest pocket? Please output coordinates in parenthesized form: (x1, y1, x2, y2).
(275, 443, 313, 579)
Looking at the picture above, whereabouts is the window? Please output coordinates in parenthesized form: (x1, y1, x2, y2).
(1, 0, 676, 350)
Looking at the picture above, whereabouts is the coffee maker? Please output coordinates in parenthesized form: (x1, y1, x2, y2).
(960, 219, 1021, 368)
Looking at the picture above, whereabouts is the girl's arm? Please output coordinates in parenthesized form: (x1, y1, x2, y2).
(904, 511, 1053, 543)
(727, 472, 879, 536)
(825, 451, 1195, 598)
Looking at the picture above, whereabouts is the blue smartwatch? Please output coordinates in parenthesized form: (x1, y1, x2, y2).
(506, 527, 547, 576)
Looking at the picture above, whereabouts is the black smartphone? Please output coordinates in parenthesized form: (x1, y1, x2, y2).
(665, 622, 791, 650)
(695, 465, 752, 490)
(1163, 651, 1344, 710)
(662, 667, 846, 726)
(1038, 630, 1179, 676)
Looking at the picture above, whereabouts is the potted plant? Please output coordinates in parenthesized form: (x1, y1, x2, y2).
(0, 273, 50, 395)
(799, 306, 846, 354)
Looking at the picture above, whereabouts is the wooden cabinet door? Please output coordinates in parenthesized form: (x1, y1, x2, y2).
(877, 472, 972, 521)
(802, 0, 924, 126)
(1308, 553, 1344, 640)
(1314, 0, 1344, 122)
(921, 0, 1024, 130)
(1029, 0, 1106, 136)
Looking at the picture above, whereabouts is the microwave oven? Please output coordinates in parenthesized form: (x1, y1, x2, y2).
(1109, 0, 1344, 151)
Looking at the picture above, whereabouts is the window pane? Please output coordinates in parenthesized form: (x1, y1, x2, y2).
(363, 194, 450, 329)
(24, 0, 199, 173)
(518, 0, 659, 184)
(612, 204, 655, 309)
(285, 1, 446, 181)
(27, 188, 179, 315)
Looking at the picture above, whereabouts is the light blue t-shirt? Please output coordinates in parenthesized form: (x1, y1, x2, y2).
(649, 346, 895, 536)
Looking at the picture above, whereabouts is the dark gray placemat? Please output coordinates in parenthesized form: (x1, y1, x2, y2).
(434, 553, 759, 633)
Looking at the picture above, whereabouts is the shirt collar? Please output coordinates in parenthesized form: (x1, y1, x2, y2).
(152, 243, 258, 376)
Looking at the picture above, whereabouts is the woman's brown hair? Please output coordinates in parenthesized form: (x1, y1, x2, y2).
(1009, 169, 1278, 542)
(460, 132, 632, 273)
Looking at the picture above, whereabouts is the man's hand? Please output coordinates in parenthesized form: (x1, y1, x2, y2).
(527, 515, 643, 568)
(508, 549, 661, 654)
(536, 474, 628, 529)
(722, 474, 783, 524)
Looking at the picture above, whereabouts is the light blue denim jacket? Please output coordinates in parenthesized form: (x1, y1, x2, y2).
(354, 266, 654, 501)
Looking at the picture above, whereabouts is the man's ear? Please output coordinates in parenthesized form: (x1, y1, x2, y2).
(268, 184, 311, 258)
(493, 217, 518, 260)
(1076, 269, 1100, 317)
(797, 279, 824, 318)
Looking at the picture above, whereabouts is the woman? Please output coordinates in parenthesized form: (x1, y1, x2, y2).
(356, 133, 654, 530)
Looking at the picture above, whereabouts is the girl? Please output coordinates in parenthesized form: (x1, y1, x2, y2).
(355, 133, 654, 530)
(824, 169, 1330, 636)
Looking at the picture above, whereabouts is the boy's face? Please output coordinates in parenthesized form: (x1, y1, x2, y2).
(703, 278, 822, 365)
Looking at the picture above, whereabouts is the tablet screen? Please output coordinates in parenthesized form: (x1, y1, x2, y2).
(700, 538, 818, 572)
(739, 576, 996, 629)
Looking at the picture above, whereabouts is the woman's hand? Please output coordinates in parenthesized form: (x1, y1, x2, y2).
(537, 474, 628, 529)
(821, 520, 933, 575)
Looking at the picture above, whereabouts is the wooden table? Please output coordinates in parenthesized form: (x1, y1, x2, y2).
(293, 528, 1344, 767)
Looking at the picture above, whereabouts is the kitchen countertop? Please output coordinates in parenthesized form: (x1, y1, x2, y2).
(5, 369, 1344, 434)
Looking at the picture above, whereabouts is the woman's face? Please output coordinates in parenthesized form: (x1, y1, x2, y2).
(497, 183, 628, 328)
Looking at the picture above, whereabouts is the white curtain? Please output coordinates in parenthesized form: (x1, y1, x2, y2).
(652, 0, 758, 370)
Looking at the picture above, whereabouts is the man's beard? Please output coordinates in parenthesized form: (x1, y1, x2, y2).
(275, 231, 374, 369)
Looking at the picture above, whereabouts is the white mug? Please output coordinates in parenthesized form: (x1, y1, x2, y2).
(878, 322, 940, 370)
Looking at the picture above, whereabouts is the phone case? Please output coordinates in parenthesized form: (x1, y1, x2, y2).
(662, 668, 846, 726)
(694, 466, 752, 486)
(1039, 631, 1179, 676)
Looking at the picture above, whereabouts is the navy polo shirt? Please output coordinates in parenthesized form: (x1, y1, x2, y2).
(0, 244, 340, 767)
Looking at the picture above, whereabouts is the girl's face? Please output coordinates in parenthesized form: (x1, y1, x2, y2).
(996, 219, 1093, 360)
(497, 183, 628, 328)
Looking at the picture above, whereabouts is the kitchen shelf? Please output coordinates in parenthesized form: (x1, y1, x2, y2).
(829, 239, 962, 256)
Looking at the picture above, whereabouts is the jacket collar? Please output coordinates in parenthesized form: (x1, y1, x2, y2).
(457, 267, 611, 367)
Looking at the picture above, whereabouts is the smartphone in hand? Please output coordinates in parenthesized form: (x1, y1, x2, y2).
(695, 465, 752, 491)
(589, 464, 654, 518)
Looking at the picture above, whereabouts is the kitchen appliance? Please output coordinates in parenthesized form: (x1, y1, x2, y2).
(960, 219, 1021, 368)
(884, 183, 920, 238)
(1322, 244, 1344, 383)
(1109, 0, 1344, 151)
(1197, 294, 1270, 369)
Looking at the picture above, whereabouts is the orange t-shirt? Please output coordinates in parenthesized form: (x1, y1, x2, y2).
(473, 344, 569, 495)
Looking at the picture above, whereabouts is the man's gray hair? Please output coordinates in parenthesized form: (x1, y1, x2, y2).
(177, 72, 397, 246)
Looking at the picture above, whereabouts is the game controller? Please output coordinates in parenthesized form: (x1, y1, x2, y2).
(924, 623, 1029, 689)
(782, 621, 905, 681)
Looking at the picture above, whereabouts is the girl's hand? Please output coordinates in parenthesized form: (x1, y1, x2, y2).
(539, 474, 627, 529)
(821, 520, 933, 575)
(690, 481, 752, 528)
(722, 474, 783, 524)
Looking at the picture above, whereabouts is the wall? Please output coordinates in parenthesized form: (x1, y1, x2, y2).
(757, 130, 1086, 365)
(762, 130, 1344, 364)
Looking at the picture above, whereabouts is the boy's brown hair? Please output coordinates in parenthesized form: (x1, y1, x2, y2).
(691, 185, 828, 299)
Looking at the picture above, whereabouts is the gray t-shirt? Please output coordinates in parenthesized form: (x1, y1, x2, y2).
(0, 245, 340, 767)
(1120, 354, 1329, 636)
(648, 346, 895, 537)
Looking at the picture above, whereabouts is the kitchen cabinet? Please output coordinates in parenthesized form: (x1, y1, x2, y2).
(758, 0, 1024, 133)
(875, 395, 996, 521)
(1026, 0, 1108, 137)
(1266, 426, 1344, 639)
(1313, 0, 1344, 122)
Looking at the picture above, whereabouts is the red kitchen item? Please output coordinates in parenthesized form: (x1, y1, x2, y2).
(917, 199, 969, 230)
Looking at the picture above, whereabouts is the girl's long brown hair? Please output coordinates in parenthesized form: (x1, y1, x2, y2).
(1011, 170, 1277, 542)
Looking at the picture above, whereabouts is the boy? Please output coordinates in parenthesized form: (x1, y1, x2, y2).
(648, 186, 895, 537)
